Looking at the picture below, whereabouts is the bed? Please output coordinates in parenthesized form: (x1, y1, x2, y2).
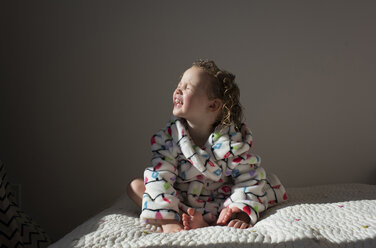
(50, 183, 376, 247)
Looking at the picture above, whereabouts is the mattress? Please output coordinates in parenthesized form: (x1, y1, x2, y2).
(50, 183, 376, 247)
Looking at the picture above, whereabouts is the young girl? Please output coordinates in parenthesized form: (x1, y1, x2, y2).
(127, 59, 287, 233)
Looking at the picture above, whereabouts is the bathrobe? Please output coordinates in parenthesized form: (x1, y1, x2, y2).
(140, 116, 287, 225)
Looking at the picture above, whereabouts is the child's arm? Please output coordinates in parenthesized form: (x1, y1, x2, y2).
(223, 162, 267, 226)
(219, 124, 286, 226)
(223, 154, 287, 226)
(140, 129, 181, 225)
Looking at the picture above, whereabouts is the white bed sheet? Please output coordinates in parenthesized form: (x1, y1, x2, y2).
(50, 184, 376, 248)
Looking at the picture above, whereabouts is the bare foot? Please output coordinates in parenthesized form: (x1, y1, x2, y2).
(161, 223, 184, 233)
(182, 208, 209, 230)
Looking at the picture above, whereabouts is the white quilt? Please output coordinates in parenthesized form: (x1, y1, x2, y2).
(50, 184, 376, 248)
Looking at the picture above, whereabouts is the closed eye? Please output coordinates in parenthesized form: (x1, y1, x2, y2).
(185, 83, 194, 90)
(177, 81, 194, 91)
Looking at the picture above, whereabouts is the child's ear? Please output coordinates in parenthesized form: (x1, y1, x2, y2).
(209, 99, 222, 112)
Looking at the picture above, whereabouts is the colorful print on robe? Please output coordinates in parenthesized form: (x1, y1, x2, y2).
(140, 116, 287, 225)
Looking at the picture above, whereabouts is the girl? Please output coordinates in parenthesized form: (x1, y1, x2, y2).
(127, 59, 287, 233)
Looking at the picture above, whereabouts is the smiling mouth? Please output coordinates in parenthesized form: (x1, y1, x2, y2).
(174, 99, 183, 105)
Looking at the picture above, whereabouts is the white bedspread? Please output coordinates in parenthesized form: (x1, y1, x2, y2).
(50, 184, 376, 247)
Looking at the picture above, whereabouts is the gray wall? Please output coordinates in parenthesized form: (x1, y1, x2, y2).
(1, 0, 375, 242)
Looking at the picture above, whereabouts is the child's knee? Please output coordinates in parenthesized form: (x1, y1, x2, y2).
(127, 178, 144, 195)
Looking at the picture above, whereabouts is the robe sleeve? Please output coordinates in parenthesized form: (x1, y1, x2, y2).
(223, 152, 287, 225)
(140, 129, 181, 222)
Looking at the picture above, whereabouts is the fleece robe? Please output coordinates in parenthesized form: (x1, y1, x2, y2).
(140, 116, 287, 225)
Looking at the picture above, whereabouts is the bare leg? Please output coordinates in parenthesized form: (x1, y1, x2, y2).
(126, 178, 145, 208)
(182, 208, 209, 230)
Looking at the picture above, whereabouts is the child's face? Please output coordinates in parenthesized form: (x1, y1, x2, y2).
(172, 66, 213, 122)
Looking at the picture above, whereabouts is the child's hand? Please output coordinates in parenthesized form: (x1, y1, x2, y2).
(217, 207, 234, 225)
(233, 210, 251, 224)
(217, 207, 252, 229)
(227, 218, 249, 229)
(217, 206, 242, 225)
(161, 222, 184, 233)
(228, 210, 251, 229)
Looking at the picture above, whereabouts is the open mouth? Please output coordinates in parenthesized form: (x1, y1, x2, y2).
(174, 98, 183, 106)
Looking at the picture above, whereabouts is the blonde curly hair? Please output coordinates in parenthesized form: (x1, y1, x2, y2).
(192, 59, 243, 131)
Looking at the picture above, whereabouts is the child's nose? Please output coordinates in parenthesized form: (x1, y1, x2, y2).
(175, 88, 182, 94)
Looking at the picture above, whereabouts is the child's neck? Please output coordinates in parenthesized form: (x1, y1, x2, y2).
(186, 119, 214, 147)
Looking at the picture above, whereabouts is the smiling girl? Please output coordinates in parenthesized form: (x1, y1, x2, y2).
(127, 59, 287, 233)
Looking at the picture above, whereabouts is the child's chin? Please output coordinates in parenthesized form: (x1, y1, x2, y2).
(173, 111, 185, 119)
(173, 112, 181, 117)
(172, 109, 182, 116)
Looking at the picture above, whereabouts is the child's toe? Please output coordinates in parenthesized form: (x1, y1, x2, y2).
(187, 208, 195, 216)
(182, 213, 189, 221)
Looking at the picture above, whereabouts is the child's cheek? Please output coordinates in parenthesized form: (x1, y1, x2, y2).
(184, 95, 192, 107)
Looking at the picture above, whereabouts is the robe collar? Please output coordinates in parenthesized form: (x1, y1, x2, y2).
(171, 116, 252, 181)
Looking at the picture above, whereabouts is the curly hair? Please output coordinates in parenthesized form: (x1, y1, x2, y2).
(192, 59, 243, 131)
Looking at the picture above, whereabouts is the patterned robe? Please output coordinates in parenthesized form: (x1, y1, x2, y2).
(140, 116, 287, 225)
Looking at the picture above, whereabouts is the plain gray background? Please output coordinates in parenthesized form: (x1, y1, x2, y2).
(1, 0, 375, 242)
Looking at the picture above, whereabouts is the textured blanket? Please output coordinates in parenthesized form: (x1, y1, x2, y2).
(50, 184, 376, 248)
